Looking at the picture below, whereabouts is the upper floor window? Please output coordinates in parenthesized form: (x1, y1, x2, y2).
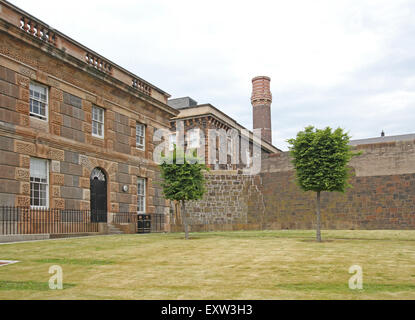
(188, 129, 200, 149)
(92, 106, 104, 138)
(30, 157, 49, 208)
(169, 133, 176, 151)
(29, 82, 48, 121)
(246, 149, 253, 168)
(136, 123, 145, 150)
(137, 177, 146, 213)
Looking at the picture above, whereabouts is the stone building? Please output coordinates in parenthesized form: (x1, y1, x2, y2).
(167, 77, 280, 170)
(0, 0, 178, 224)
(2, 0, 413, 236)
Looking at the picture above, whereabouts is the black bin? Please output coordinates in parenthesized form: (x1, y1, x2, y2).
(137, 214, 151, 233)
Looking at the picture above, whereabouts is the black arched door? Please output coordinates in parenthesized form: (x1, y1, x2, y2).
(90, 168, 107, 223)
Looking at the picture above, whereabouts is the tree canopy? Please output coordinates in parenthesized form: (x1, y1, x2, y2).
(159, 146, 209, 239)
(287, 126, 356, 193)
(160, 147, 208, 202)
(287, 126, 359, 242)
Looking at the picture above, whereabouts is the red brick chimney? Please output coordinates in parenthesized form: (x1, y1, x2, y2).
(251, 76, 272, 144)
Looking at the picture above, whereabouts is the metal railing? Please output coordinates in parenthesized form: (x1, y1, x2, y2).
(0, 207, 167, 236)
(151, 214, 165, 233)
(112, 212, 138, 224)
(112, 213, 166, 233)
(0, 207, 106, 235)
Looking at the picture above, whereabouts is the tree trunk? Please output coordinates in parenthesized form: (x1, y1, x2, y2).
(316, 191, 322, 242)
(182, 200, 189, 240)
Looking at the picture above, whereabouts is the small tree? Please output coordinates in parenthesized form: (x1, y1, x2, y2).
(287, 126, 358, 242)
(159, 146, 209, 240)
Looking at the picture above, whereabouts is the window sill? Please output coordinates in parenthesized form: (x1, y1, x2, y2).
(30, 114, 48, 122)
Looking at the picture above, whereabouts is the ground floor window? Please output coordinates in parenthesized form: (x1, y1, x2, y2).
(137, 177, 146, 213)
(30, 158, 49, 208)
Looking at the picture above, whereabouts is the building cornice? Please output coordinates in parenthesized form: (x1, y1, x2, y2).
(0, 0, 179, 117)
(172, 104, 281, 153)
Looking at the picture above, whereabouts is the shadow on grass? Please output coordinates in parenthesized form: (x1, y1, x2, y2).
(275, 283, 415, 294)
(173, 237, 203, 241)
(34, 258, 114, 265)
(0, 280, 76, 291)
(300, 239, 335, 243)
(178, 231, 415, 242)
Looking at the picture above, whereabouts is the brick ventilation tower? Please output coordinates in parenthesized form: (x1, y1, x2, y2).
(251, 76, 272, 144)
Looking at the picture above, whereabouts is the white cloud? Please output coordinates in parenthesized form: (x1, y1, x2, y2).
(10, 0, 415, 150)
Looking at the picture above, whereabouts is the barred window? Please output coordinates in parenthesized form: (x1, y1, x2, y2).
(169, 133, 176, 151)
(136, 123, 145, 150)
(29, 82, 48, 120)
(30, 158, 49, 208)
(92, 106, 104, 138)
(137, 178, 146, 213)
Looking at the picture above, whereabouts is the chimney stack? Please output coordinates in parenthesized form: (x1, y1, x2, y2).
(251, 76, 272, 144)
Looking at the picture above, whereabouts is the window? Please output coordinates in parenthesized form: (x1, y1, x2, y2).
(136, 123, 145, 150)
(30, 158, 49, 208)
(169, 133, 176, 151)
(92, 106, 104, 138)
(227, 137, 232, 155)
(188, 129, 199, 148)
(29, 82, 48, 120)
(246, 149, 252, 168)
(137, 178, 146, 213)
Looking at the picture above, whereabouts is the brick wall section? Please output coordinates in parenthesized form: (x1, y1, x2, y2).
(251, 76, 272, 144)
(60, 92, 85, 143)
(0, 66, 20, 126)
(113, 112, 131, 154)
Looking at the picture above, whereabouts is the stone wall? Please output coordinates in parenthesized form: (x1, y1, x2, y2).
(170, 170, 265, 232)
(256, 141, 415, 230)
(183, 171, 264, 225)
(180, 140, 415, 230)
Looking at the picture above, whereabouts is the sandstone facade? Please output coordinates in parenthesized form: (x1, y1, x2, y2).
(0, 1, 178, 224)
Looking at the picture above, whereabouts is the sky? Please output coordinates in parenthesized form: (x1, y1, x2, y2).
(10, 0, 415, 150)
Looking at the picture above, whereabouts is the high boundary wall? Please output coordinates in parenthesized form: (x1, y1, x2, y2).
(258, 140, 415, 230)
(170, 170, 265, 232)
(178, 140, 415, 231)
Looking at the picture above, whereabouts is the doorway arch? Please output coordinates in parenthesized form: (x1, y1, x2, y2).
(90, 167, 107, 222)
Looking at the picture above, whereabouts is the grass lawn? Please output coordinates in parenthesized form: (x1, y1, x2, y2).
(0, 230, 414, 300)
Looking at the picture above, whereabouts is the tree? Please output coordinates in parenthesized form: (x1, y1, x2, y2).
(287, 126, 358, 242)
(159, 146, 209, 240)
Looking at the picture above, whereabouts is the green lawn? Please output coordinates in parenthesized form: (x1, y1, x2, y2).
(0, 230, 414, 300)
